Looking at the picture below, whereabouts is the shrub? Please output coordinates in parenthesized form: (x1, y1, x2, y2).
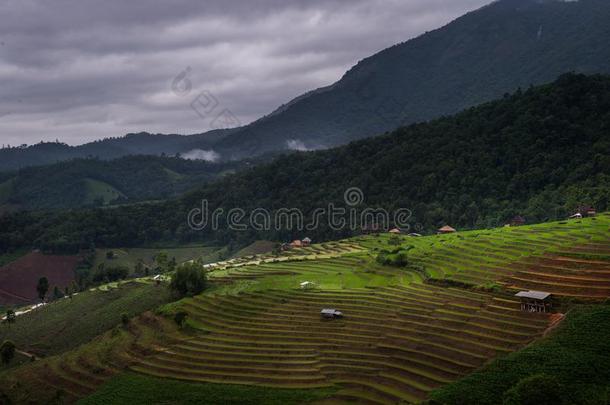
(376, 248, 409, 267)
(174, 311, 188, 328)
(0, 340, 16, 365)
(121, 313, 130, 327)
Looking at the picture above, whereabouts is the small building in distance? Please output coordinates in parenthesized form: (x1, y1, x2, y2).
(575, 205, 597, 217)
(300, 281, 315, 290)
(389, 228, 401, 234)
(509, 215, 526, 227)
(290, 240, 303, 248)
(515, 290, 552, 313)
(302, 237, 312, 247)
(437, 225, 457, 234)
(320, 308, 343, 319)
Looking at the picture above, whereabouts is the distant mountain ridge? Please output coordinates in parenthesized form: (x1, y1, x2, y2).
(3, 0, 610, 169)
(0, 129, 234, 171)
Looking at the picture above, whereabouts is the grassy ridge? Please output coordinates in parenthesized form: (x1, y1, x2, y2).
(78, 373, 337, 405)
(428, 304, 610, 405)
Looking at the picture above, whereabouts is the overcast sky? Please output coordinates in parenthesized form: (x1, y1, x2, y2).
(0, 0, 490, 146)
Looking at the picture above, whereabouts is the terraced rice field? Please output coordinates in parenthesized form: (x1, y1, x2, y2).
(133, 285, 550, 404)
(208, 241, 364, 272)
(501, 243, 610, 298)
(400, 215, 610, 300)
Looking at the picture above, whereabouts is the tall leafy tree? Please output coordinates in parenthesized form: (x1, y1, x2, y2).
(36, 277, 49, 302)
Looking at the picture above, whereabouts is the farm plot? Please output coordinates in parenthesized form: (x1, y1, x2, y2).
(133, 285, 550, 404)
(0, 251, 81, 305)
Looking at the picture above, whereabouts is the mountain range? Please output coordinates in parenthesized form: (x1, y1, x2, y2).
(1, 0, 610, 170)
(2, 73, 607, 253)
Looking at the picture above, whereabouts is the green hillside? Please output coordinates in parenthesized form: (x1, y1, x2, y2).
(0, 215, 608, 404)
(1, 73, 607, 254)
(82, 179, 125, 206)
(0, 155, 263, 210)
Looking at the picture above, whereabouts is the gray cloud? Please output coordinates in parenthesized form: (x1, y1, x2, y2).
(0, 0, 490, 147)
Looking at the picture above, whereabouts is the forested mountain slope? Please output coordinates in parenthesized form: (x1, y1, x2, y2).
(0, 73, 608, 252)
(214, 0, 610, 157)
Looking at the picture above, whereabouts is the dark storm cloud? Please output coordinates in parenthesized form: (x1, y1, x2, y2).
(0, 0, 490, 146)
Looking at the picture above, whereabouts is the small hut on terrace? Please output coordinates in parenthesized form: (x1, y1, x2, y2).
(510, 215, 526, 227)
(437, 225, 457, 234)
(515, 290, 552, 313)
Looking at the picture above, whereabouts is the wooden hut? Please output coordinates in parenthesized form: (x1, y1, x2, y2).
(515, 290, 552, 313)
(510, 215, 526, 227)
(290, 240, 303, 248)
(437, 225, 457, 234)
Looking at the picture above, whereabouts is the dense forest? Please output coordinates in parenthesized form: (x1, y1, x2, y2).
(0, 74, 608, 253)
(0, 155, 266, 210)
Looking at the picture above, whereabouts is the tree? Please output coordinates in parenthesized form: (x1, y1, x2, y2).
(36, 277, 49, 302)
(155, 251, 169, 273)
(0, 340, 16, 365)
(52, 286, 64, 300)
(134, 259, 145, 276)
(169, 262, 207, 297)
(106, 250, 115, 259)
(503, 374, 564, 405)
(3, 310, 16, 328)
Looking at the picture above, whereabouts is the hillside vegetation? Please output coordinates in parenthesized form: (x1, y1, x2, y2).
(0, 73, 607, 253)
(1, 281, 172, 357)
